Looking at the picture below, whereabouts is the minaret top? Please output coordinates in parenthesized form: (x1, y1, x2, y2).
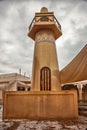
(40, 7, 48, 13)
(28, 7, 62, 40)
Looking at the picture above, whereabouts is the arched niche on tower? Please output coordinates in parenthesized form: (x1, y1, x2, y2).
(40, 67, 51, 91)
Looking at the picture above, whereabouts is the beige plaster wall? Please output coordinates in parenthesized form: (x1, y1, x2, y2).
(3, 91, 78, 120)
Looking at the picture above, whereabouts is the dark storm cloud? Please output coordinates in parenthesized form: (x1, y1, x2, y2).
(0, 0, 87, 76)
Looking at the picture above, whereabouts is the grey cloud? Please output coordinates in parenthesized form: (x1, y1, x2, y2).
(58, 40, 86, 70)
(0, 0, 87, 76)
(76, 26, 87, 42)
(83, 0, 87, 2)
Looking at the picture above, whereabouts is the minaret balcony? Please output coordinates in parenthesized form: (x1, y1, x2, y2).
(28, 16, 62, 40)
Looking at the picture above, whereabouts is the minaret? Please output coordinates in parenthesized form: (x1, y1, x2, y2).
(28, 7, 62, 91)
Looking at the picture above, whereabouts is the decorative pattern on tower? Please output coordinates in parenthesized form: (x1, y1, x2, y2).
(28, 7, 62, 91)
(35, 29, 55, 43)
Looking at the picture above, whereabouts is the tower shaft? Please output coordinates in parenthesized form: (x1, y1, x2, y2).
(28, 7, 62, 91)
(31, 29, 61, 91)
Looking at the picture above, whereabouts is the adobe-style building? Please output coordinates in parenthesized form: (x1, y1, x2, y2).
(3, 7, 78, 120)
(0, 73, 31, 102)
(62, 80, 87, 101)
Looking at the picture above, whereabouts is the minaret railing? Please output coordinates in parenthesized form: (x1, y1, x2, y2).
(29, 16, 61, 32)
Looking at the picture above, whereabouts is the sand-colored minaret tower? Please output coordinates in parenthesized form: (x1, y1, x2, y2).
(3, 7, 78, 120)
(28, 7, 62, 91)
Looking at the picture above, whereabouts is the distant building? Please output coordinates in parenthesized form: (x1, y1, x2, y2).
(0, 73, 31, 101)
(62, 80, 87, 101)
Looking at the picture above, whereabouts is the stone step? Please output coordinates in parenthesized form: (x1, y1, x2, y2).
(79, 111, 87, 117)
(78, 106, 87, 111)
(79, 102, 87, 106)
(79, 103, 87, 117)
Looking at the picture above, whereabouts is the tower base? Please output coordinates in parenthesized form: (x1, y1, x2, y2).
(3, 91, 78, 120)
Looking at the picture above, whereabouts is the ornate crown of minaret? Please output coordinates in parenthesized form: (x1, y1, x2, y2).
(28, 7, 62, 91)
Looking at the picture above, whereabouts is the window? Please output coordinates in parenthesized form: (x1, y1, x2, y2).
(40, 16, 49, 22)
(40, 67, 51, 91)
(17, 86, 25, 91)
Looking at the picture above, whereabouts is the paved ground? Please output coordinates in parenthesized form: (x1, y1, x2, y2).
(0, 109, 87, 130)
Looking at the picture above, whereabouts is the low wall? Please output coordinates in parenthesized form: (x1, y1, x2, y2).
(3, 91, 78, 120)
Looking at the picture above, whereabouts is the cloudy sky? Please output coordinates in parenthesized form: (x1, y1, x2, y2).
(0, 0, 87, 77)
